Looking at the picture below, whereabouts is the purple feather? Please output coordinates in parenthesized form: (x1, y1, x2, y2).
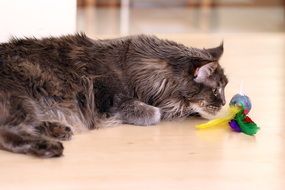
(229, 120, 241, 132)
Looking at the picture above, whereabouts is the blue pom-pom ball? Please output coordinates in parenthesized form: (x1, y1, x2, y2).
(229, 94, 252, 114)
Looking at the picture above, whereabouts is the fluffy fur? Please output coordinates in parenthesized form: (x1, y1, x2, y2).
(0, 34, 228, 157)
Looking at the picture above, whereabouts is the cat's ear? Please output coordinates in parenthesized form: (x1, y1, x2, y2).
(194, 62, 218, 83)
(206, 42, 223, 60)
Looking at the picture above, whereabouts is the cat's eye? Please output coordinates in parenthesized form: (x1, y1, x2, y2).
(212, 88, 219, 96)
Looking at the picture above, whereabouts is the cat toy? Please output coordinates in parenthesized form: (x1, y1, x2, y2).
(196, 93, 260, 136)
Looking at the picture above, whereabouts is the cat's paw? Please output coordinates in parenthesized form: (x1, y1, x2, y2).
(30, 140, 64, 158)
(49, 124, 73, 141)
(36, 122, 73, 141)
(121, 101, 161, 126)
(144, 106, 161, 125)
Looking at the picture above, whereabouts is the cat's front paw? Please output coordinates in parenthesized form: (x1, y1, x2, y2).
(145, 106, 161, 125)
(121, 100, 161, 126)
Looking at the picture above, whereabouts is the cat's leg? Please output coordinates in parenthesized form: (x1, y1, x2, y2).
(118, 99, 161, 126)
(0, 93, 64, 157)
(156, 98, 192, 120)
(35, 121, 73, 141)
(0, 129, 63, 157)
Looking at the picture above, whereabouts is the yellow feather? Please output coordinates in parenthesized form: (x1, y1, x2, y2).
(196, 106, 241, 129)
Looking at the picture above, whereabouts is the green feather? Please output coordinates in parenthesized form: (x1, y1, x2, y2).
(234, 110, 260, 136)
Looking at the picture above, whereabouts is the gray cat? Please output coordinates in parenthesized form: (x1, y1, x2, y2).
(0, 34, 228, 157)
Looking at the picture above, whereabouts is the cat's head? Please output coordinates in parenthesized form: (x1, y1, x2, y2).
(189, 43, 228, 119)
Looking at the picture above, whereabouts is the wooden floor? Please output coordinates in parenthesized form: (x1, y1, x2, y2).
(0, 33, 284, 190)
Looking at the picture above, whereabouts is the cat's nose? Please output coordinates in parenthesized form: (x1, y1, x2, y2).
(219, 97, 226, 106)
(220, 95, 226, 106)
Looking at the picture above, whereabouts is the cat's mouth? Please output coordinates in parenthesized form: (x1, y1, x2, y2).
(199, 104, 222, 119)
(190, 103, 222, 119)
(188, 112, 201, 117)
(205, 105, 221, 114)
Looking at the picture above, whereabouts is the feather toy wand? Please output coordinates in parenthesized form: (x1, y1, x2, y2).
(196, 93, 260, 136)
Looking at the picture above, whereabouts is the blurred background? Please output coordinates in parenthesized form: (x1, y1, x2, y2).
(0, 0, 284, 41)
(77, 0, 285, 36)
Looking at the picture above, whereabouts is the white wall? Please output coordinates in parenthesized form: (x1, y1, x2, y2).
(0, 0, 77, 42)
